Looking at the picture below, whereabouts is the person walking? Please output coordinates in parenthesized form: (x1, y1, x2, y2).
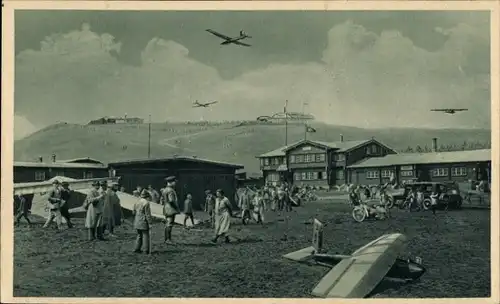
(133, 190, 153, 254)
(211, 189, 234, 244)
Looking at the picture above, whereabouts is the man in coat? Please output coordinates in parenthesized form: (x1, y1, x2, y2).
(111, 183, 124, 229)
(101, 181, 117, 237)
(84, 181, 105, 240)
(162, 176, 180, 243)
(205, 190, 216, 227)
(43, 180, 63, 230)
(59, 182, 74, 228)
(148, 185, 160, 204)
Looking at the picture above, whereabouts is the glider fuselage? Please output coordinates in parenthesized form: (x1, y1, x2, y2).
(312, 254, 426, 282)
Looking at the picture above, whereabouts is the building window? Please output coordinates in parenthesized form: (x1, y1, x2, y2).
(323, 171, 328, 180)
(289, 155, 296, 163)
(264, 158, 270, 166)
(35, 171, 46, 181)
(267, 173, 279, 182)
(333, 154, 345, 161)
(381, 170, 393, 178)
(401, 170, 414, 177)
(432, 168, 449, 177)
(315, 154, 326, 162)
(336, 170, 345, 180)
(294, 173, 301, 181)
(366, 171, 379, 179)
(272, 158, 279, 165)
(55, 171, 65, 177)
(305, 154, 313, 163)
(296, 155, 304, 163)
(83, 171, 93, 179)
(371, 145, 378, 154)
(301, 172, 307, 180)
(451, 167, 467, 177)
(400, 165, 413, 171)
(281, 157, 286, 164)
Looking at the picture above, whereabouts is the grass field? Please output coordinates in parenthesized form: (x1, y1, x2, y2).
(14, 122, 490, 175)
(13, 201, 490, 298)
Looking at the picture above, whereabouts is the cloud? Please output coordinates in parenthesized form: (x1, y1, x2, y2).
(14, 115, 38, 140)
(15, 19, 490, 129)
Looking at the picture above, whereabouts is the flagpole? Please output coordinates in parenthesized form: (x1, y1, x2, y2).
(284, 100, 288, 145)
(148, 114, 151, 158)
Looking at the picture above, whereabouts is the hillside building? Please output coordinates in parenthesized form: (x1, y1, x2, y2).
(14, 156, 110, 183)
(88, 116, 144, 125)
(257, 136, 397, 187)
(108, 156, 244, 210)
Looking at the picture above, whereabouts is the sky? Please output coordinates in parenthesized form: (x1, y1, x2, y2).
(13, 10, 491, 139)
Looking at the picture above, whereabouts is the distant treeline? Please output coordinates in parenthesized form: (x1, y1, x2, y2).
(399, 141, 491, 153)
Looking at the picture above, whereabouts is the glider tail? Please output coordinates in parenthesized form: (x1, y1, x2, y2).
(282, 219, 324, 262)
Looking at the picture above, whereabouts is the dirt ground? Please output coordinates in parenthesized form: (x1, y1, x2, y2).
(13, 201, 490, 298)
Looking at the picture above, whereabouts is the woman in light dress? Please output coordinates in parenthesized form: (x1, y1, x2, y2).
(211, 189, 234, 244)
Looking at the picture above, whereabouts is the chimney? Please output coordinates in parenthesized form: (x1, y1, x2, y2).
(51, 154, 56, 162)
(432, 138, 438, 152)
(38, 156, 43, 163)
(340, 134, 344, 142)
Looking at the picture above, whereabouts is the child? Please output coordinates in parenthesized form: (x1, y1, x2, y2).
(406, 187, 416, 211)
(416, 186, 425, 210)
(14, 194, 32, 226)
(252, 191, 265, 225)
(133, 190, 153, 254)
(430, 190, 439, 215)
(183, 193, 195, 228)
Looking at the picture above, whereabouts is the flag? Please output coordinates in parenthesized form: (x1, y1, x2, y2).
(284, 100, 288, 113)
(306, 125, 317, 133)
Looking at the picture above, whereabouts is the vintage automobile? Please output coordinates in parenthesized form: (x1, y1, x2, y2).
(386, 181, 463, 210)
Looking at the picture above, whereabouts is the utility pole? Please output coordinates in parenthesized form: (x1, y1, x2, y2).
(147, 114, 151, 158)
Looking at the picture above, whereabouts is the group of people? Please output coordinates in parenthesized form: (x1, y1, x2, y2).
(129, 176, 237, 254)
(237, 183, 296, 221)
(83, 180, 124, 240)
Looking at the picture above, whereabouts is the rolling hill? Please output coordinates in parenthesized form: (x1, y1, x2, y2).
(14, 121, 491, 175)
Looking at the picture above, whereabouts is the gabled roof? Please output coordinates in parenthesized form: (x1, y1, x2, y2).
(348, 149, 491, 169)
(257, 138, 396, 158)
(108, 156, 244, 169)
(13, 161, 107, 169)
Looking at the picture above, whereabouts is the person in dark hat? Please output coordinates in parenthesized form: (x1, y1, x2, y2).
(43, 179, 63, 230)
(59, 182, 74, 228)
(161, 176, 180, 243)
(204, 190, 216, 228)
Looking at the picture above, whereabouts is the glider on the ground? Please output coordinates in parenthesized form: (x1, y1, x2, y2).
(205, 29, 252, 47)
(14, 176, 200, 227)
(430, 108, 468, 114)
(193, 100, 218, 108)
(283, 219, 426, 298)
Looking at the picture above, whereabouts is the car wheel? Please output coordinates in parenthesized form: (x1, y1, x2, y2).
(352, 207, 366, 222)
(422, 198, 431, 210)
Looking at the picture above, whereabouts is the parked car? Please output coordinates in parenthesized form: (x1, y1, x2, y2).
(386, 181, 463, 210)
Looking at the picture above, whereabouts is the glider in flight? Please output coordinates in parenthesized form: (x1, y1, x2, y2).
(430, 108, 468, 114)
(193, 100, 218, 108)
(205, 29, 252, 47)
(283, 219, 426, 298)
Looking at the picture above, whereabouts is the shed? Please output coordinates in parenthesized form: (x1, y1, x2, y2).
(108, 156, 244, 210)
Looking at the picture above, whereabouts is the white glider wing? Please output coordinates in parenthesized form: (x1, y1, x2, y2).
(311, 233, 407, 298)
